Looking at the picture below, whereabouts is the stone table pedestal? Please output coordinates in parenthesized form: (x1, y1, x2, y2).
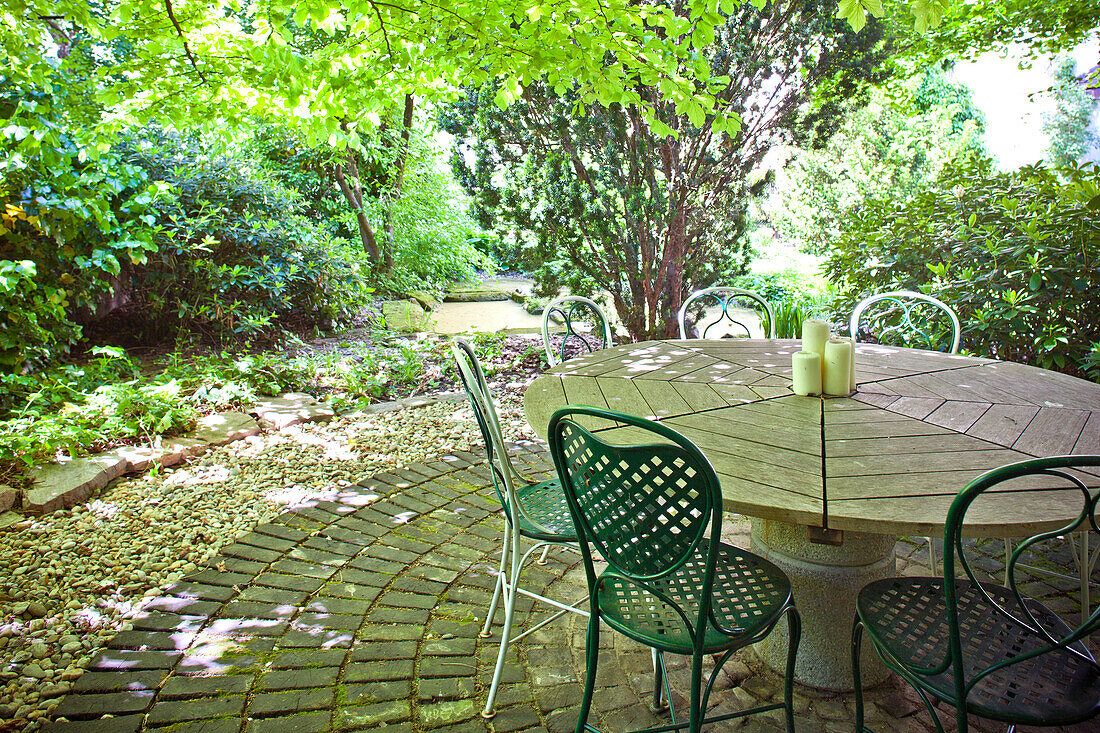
(750, 518, 895, 691)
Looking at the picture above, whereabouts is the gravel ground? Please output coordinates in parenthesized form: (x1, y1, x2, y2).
(0, 375, 536, 729)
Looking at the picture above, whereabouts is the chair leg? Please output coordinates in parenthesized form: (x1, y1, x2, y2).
(689, 646, 705, 733)
(575, 615, 600, 733)
(927, 536, 938, 576)
(783, 607, 801, 733)
(537, 545, 551, 565)
(482, 528, 522, 719)
(852, 617, 867, 733)
(651, 647, 667, 711)
(480, 524, 511, 639)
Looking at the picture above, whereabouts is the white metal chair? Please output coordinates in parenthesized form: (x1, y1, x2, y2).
(678, 287, 775, 339)
(848, 290, 961, 354)
(540, 295, 613, 367)
(851, 291, 961, 579)
(450, 338, 588, 718)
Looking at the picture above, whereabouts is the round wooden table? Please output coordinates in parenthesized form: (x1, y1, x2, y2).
(523, 339, 1100, 690)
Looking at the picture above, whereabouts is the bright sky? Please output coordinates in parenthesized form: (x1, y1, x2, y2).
(950, 38, 1100, 169)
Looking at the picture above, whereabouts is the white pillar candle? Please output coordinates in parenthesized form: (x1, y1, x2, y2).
(823, 337, 853, 396)
(791, 351, 822, 396)
(802, 319, 830, 360)
(843, 336, 857, 392)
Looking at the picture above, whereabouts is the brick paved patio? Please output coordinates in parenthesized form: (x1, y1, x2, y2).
(38, 443, 1096, 733)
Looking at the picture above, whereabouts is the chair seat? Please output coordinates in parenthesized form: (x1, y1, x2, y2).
(515, 479, 577, 542)
(596, 541, 792, 654)
(859, 577, 1100, 726)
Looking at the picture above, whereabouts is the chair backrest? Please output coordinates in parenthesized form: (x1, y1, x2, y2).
(548, 406, 723, 624)
(942, 455, 1100, 705)
(451, 337, 555, 534)
(541, 296, 613, 367)
(678, 287, 775, 339)
(849, 290, 961, 353)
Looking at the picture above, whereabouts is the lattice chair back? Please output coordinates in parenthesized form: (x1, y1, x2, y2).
(678, 287, 775, 339)
(549, 405, 721, 592)
(941, 455, 1100, 722)
(541, 296, 614, 367)
(849, 290, 961, 353)
(450, 338, 556, 536)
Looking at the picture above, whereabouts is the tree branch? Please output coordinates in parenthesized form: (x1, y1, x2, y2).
(164, 0, 208, 85)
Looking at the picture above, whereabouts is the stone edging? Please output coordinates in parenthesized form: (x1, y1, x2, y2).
(3, 390, 469, 527)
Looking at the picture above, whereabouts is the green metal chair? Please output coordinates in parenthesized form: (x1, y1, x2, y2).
(541, 296, 614, 367)
(548, 405, 801, 733)
(852, 455, 1100, 733)
(677, 287, 775, 339)
(450, 338, 587, 718)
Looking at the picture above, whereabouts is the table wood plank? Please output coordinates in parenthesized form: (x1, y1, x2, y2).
(709, 383, 767, 405)
(681, 366, 769, 385)
(964, 404, 1040, 448)
(885, 396, 945, 420)
(523, 376, 565, 440)
(595, 377, 655, 419)
(631, 379, 694, 419)
(827, 448, 1018, 478)
(853, 393, 899, 409)
(924, 401, 991, 432)
(826, 419, 955, 440)
(826, 433, 1003, 458)
(605, 355, 722, 380)
(738, 394, 822, 421)
(1012, 406, 1090, 456)
(671, 382, 731, 412)
(713, 477, 824, 527)
(668, 410, 820, 455)
(1075, 413, 1100, 454)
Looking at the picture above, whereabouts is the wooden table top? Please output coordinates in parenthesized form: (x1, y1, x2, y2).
(523, 339, 1100, 538)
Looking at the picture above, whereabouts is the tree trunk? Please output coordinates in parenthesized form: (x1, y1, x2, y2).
(334, 152, 383, 265)
(379, 93, 416, 272)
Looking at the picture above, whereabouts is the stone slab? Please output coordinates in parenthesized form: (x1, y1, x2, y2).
(442, 289, 509, 303)
(0, 484, 16, 511)
(406, 290, 441, 311)
(253, 393, 335, 430)
(193, 411, 261, 446)
(24, 454, 128, 514)
(381, 299, 431, 332)
(0, 510, 21, 529)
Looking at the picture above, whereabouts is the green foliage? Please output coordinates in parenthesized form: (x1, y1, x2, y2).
(123, 130, 372, 338)
(728, 270, 825, 306)
(0, 346, 196, 470)
(769, 301, 814, 340)
(2, 86, 373, 368)
(1043, 56, 1099, 168)
(365, 134, 491, 290)
(0, 259, 76, 370)
(769, 68, 984, 255)
(445, 0, 889, 340)
(828, 158, 1100, 380)
(888, 0, 1100, 64)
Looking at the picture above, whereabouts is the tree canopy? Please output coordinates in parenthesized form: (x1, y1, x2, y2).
(4, 0, 992, 146)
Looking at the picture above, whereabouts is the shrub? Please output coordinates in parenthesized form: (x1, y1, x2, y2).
(123, 130, 372, 338)
(828, 158, 1100, 379)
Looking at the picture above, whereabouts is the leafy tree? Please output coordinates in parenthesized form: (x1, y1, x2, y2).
(445, 0, 889, 340)
(827, 157, 1100, 380)
(768, 66, 984, 255)
(1043, 55, 1099, 167)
